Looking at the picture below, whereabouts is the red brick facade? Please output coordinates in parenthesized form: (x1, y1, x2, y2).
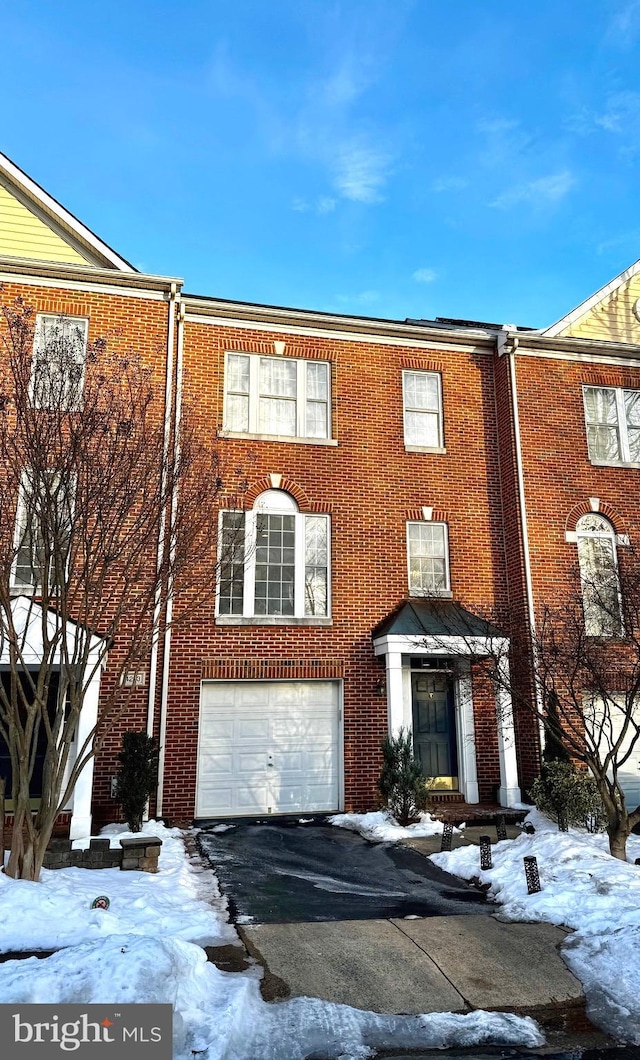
(4, 204, 640, 830)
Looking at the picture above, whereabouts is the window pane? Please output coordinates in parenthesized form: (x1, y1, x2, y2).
(259, 397, 296, 435)
(405, 410, 440, 447)
(304, 517, 328, 615)
(624, 389, 640, 426)
(260, 358, 296, 397)
(407, 523, 448, 594)
(227, 354, 249, 394)
(584, 387, 618, 425)
(305, 400, 328, 438)
(218, 512, 245, 615)
(225, 394, 249, 432)
(254, 514, 295, 615)
(577, 530, 622, 636)
(405, 372, 439, 412)
(32, 316, 87, 411)
(586, 425, 621, 462)
(306, 362, 328, 400)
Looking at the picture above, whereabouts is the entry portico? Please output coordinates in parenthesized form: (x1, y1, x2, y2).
(372, 600, 521, 808)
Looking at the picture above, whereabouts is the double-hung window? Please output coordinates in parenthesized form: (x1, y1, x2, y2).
(218, 490, 330, 619)
(403, 370, 444, 450)
(224, 353, 330, 439)
(12, 471, 76, 592)
(583, 385, 640, 464)
(31, 315, 89, 411)
(407, 521, 450, 595)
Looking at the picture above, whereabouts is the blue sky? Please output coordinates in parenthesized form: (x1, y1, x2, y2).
(3, 1, 640, 327)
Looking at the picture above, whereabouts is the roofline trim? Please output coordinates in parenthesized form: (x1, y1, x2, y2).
(542, 257, 640, 338)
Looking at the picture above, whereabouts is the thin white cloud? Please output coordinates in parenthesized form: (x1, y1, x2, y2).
(607, 0, 640, 46)
(336, 290, 380, 306)
(490, 170, 576, 210)
(332, 143, 392, 204)
(431, 176, 468, 193)
(292, 196, 336, 215)
(412, 268, 438, 284)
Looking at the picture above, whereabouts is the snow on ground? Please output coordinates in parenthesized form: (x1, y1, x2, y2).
(0, 821, 236, 953)
(0, 818, 544, 1059)
(329, 809, 454, 842)
(0, 935, 543, 1059)
(432, 809, 640, 1044)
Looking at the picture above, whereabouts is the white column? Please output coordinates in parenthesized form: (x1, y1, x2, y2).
(456, 672, 479, 803)
(69, 656, 101, 840)
(496, 657, 521, 806)
(385, 651, 405, 735)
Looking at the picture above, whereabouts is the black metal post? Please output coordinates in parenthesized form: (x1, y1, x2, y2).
(440, 821, 453, 852)
(479, 834, 492, 870)
(557, 809, 569, 833)
(524, 855, 541, 894)
(496, 814, 507, 841)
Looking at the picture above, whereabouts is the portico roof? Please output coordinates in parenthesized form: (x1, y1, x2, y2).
(372, 598, 503, 642)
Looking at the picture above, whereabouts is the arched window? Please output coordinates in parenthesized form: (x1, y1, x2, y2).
(576, 514, 622, 636)
(218, 490, 330, 619)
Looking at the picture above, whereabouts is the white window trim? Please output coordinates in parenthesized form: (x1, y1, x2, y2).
(223, 352, 331, 441)
(583, 384, 640, 466)
(30, 314, 89, 412)
(402, 370, 444, 451)
(11, 470, 76, 593)
(216, 507, 332, 621)
(575, 514, 624, 637)
(406, 520, 451, 597)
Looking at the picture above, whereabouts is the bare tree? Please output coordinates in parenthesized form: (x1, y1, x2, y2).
(423, 536, 640, 860)
(0, 297, 246, 880)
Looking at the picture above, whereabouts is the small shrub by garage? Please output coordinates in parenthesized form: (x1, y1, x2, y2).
(378, 727, 432, 826)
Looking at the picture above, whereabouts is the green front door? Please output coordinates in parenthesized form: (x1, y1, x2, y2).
(411, 672, 458, 790)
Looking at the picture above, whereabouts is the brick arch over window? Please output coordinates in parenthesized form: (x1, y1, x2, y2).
(244, 475, 332, 513)
(565, 500, 623, 535)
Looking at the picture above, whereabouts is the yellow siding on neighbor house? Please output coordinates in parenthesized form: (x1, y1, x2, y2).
(557, 273, 640, 344)
(0, 181, 90, 265)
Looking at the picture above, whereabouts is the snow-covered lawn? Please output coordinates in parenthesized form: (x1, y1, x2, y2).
(0, 819, 544, 1059)
(431, 809, 640, 1045)
(329, 809, 453, 842)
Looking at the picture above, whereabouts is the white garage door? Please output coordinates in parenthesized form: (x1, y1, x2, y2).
(609, 707, 640, 811)
(196, 680, 341, 818)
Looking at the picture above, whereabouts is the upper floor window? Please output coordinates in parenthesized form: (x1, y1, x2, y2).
(576, 513, 623, 636)
(31, 315, 89, 411)
(218, 489, 330, 619)
(223, 353, 330, 440)
(407, 521, 450, 595)
(403, 370, 443, 450)
(12, 471, 75, 592)
(583, 385, 640, 465)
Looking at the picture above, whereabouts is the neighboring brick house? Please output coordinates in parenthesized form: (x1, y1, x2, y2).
(2, 150, 640, 833)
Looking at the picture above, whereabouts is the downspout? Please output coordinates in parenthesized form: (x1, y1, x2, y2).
(155, 298, 185, 817)
(146, 284, 178, 746)
(498, 330, 543, 762)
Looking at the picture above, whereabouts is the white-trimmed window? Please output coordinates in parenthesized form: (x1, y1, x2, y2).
(576, 514, 623, 636)
(583, 385, 640, 464)
(218, 490, 330, 618)
(30, 315, 89, 411)
(407, 521, 450, 595)
(12, 471, 75, 592)
(224, 353, 330, 439)
(403, 370, 443, 449)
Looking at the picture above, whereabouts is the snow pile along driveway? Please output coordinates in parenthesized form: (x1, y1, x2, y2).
(432, 810, 640, 1044)
(329, 809, 452, 842)
(0, 820, 544, 1059)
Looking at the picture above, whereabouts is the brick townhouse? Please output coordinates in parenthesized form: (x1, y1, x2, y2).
(1, 149, 639, 835)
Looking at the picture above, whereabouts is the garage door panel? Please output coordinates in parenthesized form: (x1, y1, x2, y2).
(196, 680, 340, 818)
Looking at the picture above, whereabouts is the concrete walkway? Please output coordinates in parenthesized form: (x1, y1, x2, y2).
(241, 914, 583, 1015)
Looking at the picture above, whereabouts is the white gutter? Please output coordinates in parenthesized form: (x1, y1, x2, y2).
(146, 284, 178, 746)
(155, 298, 185, 816)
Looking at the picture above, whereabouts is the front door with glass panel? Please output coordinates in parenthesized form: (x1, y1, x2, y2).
(411, 672, 458, 790)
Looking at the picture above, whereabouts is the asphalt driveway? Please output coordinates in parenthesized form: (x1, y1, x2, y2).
(197, 821, 491, 923)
